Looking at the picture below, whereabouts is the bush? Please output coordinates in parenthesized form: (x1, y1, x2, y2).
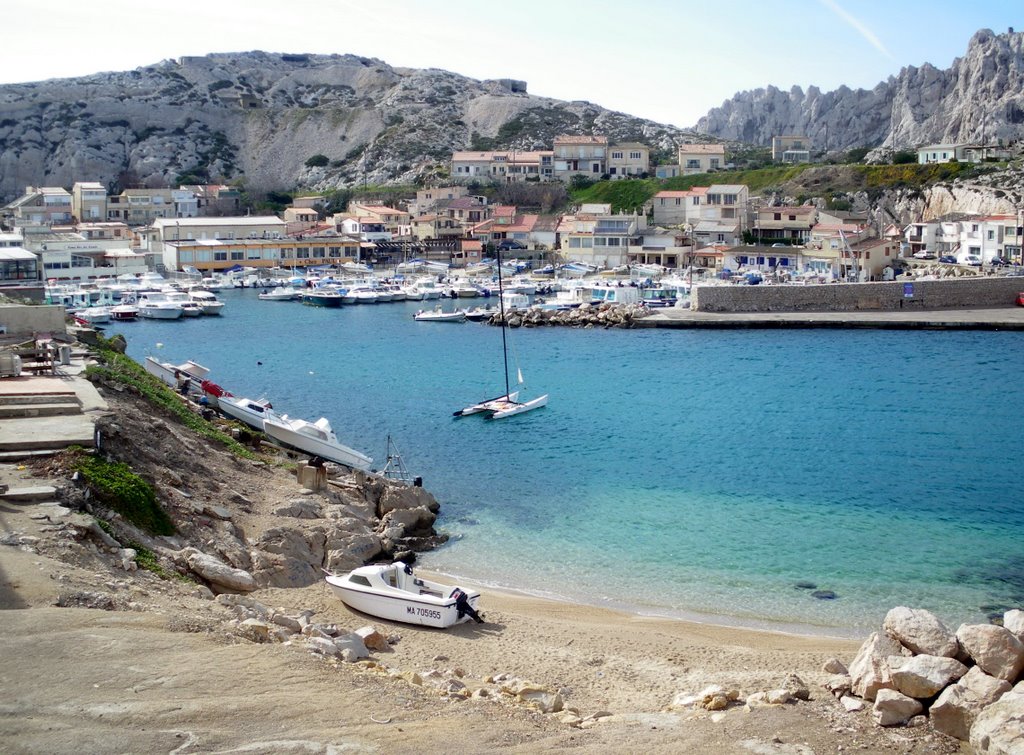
(71, 450, 173, 536)
(892, 151, 917, 165)
(305, 154, 329, 168)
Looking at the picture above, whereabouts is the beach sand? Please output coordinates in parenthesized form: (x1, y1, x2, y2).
(0, 524, 959, 754)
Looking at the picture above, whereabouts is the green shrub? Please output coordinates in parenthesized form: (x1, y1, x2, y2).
(305, 154, 329, 168)
(72, 450, 173, 535)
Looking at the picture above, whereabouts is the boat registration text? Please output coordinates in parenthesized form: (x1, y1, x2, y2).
(408, 606, 442, 620)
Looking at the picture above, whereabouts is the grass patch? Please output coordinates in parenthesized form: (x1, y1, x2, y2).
(71, 450, 173, 535)
(127, 540, 192, 582)
(85, 338, 258, 461)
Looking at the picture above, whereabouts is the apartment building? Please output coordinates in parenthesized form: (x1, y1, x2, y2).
(608, 143, 650, 179)
(552, 135, 608, 181)
(677, 144, 725, 175)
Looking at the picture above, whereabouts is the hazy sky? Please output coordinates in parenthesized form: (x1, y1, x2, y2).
(6, 1, 1020, 127)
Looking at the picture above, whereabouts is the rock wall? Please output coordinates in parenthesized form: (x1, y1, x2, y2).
(695, 28, 1024, 151)
(692, 277, 1024, 313)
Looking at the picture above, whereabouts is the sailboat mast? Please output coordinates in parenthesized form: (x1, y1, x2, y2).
(496, 248, 511, 397)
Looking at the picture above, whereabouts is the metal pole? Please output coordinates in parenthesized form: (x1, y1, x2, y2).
(496, 248, 511, 398)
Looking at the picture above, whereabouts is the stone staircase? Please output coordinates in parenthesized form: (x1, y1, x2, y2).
(0, 384, 97, 461)
(0, 391, 81, 419)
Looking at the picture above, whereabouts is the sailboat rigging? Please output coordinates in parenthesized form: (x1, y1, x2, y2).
(453, 249, 548, 419)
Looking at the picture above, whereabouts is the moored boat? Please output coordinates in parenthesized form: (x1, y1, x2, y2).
(218, 395, 276, 431)
(259, 285, 303, 301)
(324, 561, 483, 628)
(263, 414, 372, 471)
(414, 306, 466, 323)
(189, 289, 226, 315)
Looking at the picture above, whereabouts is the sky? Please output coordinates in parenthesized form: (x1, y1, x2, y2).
(5, 1, 1021, 128)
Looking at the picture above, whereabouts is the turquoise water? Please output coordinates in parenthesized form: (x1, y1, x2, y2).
(106, 288, 1024, 635)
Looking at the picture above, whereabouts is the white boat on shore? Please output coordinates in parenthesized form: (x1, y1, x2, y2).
(218, 395, 277, 431)
(324, 561, 483, 627)
(263, 414, 372, 471)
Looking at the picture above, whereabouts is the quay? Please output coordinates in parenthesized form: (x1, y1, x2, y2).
(638, 307, 1024, 330)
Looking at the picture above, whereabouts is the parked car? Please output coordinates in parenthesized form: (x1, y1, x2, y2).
(939, 255, 958, 264)
(497, 239, 526, 251)
(961, 254, 982, 266)
(913, 251, 937, 260)
(988, 256, 1008, 266)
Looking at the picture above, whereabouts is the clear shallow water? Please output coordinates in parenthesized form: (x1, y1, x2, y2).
(107, 288, 1024, 635)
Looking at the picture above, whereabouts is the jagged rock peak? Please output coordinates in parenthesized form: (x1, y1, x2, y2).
(695, 27, 1024, 152)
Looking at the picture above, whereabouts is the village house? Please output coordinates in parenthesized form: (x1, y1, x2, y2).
(558, 203, 646, 268)
(752, 205, 818, 245)
(450, 150, 554, 183)
(71, 182, 108, 223)
(409, 186, 469, 215)
(607, 143, 650, 179)
(0, 230, 39, 287)
(651, 188, 708, 226)
(106, 188, 198, 225)
(677, 144, 725, 175)
(771, 135, 811, 163)
(2, 187, 73, 228)
(552, 135, 609, 181)
(345, 203, 410, 236)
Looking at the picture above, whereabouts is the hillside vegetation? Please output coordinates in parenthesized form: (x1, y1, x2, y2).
(569, 162, 990, 213)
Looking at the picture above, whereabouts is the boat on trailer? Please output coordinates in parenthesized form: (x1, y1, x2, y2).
(324, 561, 483, 628)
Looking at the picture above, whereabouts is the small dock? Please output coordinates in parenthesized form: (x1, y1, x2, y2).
(636, 307, 1024, 330)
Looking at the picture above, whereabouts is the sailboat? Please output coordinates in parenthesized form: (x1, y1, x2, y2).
(454, 250, 548, 420)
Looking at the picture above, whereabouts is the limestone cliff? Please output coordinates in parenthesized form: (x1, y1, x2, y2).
(0, 52, 686, 202)
(695, 28, 1024, 152)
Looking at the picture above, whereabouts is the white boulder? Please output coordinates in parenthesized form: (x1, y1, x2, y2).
(1004, 609, 1024, 643)
(883, 606, 958, 657)
(931, 666, 1013, 741)
(872, 688, 924, 727)
(970, 690, 1024, 754)
(889, 653, 968, 699)
(850, 631, 909, 700)
(183, 548, 256, 592)
(956, 623, 1024, 682)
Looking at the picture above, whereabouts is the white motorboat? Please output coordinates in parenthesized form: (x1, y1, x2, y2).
(414, 306, 466, 323)
(73, 307, 111, 325)
(136, 292, 184, 319)
(162, 291, 204, 317)
(302, 288, 344, 307)
(110, 303, 139, 321)
(463, 305, 499, 322)
(143, 357, 212, 395)
(259, 285, 303, 301)
(500, 291, 530, 311)
(263, 414, 372, 471)
(189, 289, 226, 315)
(324, 561, 483, 628)
(218, 395, 277, 431)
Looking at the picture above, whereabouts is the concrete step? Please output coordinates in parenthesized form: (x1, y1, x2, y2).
(0, 392, 79, 406)
(0, 449, 67, 462)
(0, 402, 83, 418)
(1, 485, 58, 504)
(0, 415, 96, 453)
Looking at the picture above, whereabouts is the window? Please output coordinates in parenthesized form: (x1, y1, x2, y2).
(230, 251, 244, 260)
(630, 151, 641, 160)
(612, 151, 623, 159)
(214, 251, 227, 261)
(675, 198, 681, 206)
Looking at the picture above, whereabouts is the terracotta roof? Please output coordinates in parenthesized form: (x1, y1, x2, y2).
(654, 191, 694, 199)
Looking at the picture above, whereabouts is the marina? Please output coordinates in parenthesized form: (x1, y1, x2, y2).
(105, 286, 1024, 635)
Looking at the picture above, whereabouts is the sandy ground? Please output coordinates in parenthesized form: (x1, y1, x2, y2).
(0, 487, 961, 754)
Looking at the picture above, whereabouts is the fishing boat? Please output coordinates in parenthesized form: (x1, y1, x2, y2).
(110, 303, 139, 320)
(218, 395, 276, 431)
(414, 306, 466, 323)
(324, 561, 483, 628)
(455, 249, 548, 420)
(263, 413, 372, 471)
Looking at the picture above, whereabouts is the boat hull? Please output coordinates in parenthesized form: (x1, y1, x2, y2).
(218, 396, 275, 431)
(263, 417, 372, 470)
(454, 391, 519, 417)
(487, 394, 549, 419)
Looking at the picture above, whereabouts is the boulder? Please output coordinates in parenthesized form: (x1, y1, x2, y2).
(872, 689, 924, 727)
(381, 506, 436, 536)
(850, 631, 909, 700)
(889, 654, 968, 699)
(883, 606, 958, 657)
(956, 623, 1024, 682)
(271, 613, 303, 634)
(273, 499, 323, 519)
(332, 632, 369, 660)
(765, 689, 792, 705)
(306, 636, 341, 658)
(249, 549, 320, 589)
(324, 532, 383, 573)
(377, 484, 440, 517)
(840, 695, 865, 712)
(516, 685, 563, 714)
(825, 674, 852, 698)
(1004, 609, 1024, 643)
(779, 672, 811, 701)
(183, 548, 256, 592)
(969, 691, 1024, 754)
(931, 666, 1013, 741)
(822, 657, 849, 675)
(354, 625, 389, 652)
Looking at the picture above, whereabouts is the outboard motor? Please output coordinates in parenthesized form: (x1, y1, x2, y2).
(450, 588, 484, 624)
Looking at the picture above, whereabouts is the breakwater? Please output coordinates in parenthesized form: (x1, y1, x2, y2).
(693, 276, 1024, 313)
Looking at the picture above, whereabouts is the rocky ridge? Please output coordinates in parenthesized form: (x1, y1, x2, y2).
(0, 51, 687, 202)
(696, 28, 1024, 152)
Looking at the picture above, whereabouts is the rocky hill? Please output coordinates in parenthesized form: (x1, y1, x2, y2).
(695, 28, 1024, 153)
(0, 52, 688, 203)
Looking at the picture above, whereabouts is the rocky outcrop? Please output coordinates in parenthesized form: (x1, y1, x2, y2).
(491, 302, 653, 329)
(0, 51, 687, 201)
(883, 606, 959, 657)
(696, 28, 1024, 151)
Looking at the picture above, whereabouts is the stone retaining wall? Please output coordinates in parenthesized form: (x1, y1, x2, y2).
(0, 304, 67, 337)
(692, 277, 1024, 313)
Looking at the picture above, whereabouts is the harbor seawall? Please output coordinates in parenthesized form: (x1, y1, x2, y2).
(692, 277, 1024, 313)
